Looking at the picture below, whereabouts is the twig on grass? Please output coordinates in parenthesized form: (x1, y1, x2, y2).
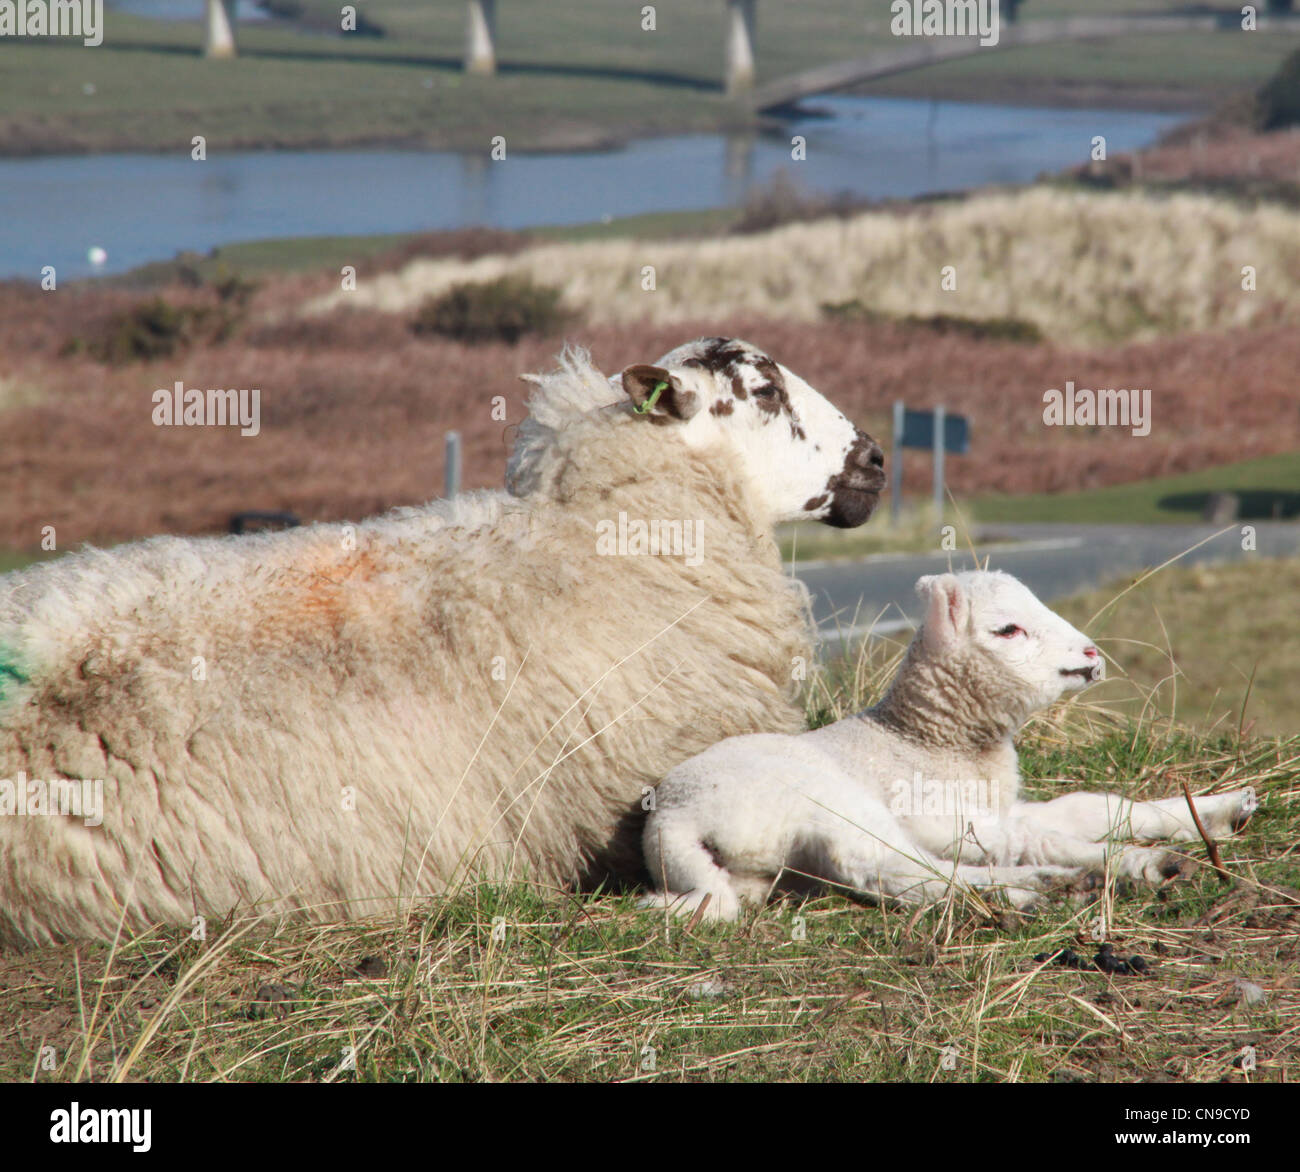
(1182, 780, 1232, 883)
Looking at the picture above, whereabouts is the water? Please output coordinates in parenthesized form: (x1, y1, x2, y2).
(108, 1, 270, 21)
(0, 95, 1186, 280)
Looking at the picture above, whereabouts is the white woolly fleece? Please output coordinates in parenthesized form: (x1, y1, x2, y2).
(0, 341, 871, 945)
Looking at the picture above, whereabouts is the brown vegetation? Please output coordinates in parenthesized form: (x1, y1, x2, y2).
(2, 271, 1298, 550)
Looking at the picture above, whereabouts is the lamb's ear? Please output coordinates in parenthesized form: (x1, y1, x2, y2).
(916, 574, 969, 651)
(621, 365, 700, 422)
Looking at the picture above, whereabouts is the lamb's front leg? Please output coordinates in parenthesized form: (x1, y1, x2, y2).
(1006, 788, 1259, 844)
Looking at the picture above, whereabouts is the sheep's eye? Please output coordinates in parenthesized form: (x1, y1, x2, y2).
(993, 624, 1024, 638)
(754, 384, 778, 398)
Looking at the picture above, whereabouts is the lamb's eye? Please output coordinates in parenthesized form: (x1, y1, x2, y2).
(993, 624, 1024, 638)
(754, 384, 778, 398)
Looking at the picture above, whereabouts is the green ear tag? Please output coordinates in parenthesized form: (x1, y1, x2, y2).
(634, 380, 668, 415)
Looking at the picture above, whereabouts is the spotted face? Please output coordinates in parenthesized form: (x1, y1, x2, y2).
(619, 337, 884, 527)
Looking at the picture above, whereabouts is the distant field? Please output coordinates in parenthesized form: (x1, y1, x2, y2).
(974, 451, 1300, 525)
(1, 2, 1298, 154)
(111, 206, 741, 283)
(1053, 557, 1300, 737)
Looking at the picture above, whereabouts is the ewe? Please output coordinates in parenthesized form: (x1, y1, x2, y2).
(0, 338, 884, 946)
(643, 570, 1258, 921)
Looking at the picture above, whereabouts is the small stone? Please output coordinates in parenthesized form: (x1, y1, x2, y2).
(1233, 978, 1268, 1007)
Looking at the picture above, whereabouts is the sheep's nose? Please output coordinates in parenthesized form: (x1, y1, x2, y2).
(1083, 646, 1099, 659)
(852, 435, 885, 470)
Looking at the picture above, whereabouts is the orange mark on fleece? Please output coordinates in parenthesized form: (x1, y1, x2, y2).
(272, 544, 393, 639)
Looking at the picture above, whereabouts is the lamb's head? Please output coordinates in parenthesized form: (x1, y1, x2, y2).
(620, 337, 885, 527)
(914, 570, 1104, 725)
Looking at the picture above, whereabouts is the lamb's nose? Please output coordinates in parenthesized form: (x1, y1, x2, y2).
(1083, 646, 1099, 659)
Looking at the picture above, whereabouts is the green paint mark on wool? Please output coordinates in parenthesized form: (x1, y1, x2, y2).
(0, 651, 30, 705)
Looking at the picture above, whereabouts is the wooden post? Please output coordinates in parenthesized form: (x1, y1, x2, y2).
(932, 405, 946, 519)
(445, 431, 462, 500)
(725, 0, 757, 96)
(203, 0, 237, 59)
(466, 0, 498, 76)
(890, 400, 904, 526)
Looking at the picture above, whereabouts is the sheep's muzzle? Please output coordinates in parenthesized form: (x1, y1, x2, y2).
(825, 432, 886, 528)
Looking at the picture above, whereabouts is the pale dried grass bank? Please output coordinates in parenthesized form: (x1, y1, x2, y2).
(311, 189, 1300, 345)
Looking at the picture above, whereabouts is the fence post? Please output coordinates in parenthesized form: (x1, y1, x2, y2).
(891, 400, 904, 526)
(933, 405, 945, 519)
(445, 431, 462, 500)
(465, 0, 497, 76)
(725, 0, 757, 96)
(203, 0, 237, 58)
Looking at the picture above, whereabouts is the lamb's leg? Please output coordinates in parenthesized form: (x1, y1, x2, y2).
(812, 799, 1079, 911)
(952, 812, 1185, 884)
(839, 855, 1081, 911)
(1006, 788, 1259, 844)
(639, 817, 743, 922)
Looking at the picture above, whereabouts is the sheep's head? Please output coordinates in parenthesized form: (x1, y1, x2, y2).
(916, 570, 1104, 723)
(620, 337, 884, 527)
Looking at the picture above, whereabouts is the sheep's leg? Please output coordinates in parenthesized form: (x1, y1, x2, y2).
(639, 817, 743, 922)
(1005, 788, 1259, 844)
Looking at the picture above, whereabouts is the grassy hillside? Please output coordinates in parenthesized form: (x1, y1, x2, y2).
(0, 2, 1297, 154)
(2, 650, 1294, 1081)
(309, 188, 1300, 346)
(975, 451, 1300, 525)
(1052, 557, 1300, 738)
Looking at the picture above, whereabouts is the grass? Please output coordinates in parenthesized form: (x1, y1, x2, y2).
(107, 207, 742, 284)
(0, 550, 59, 576)
(312, 187, 1300, 345)
(3, 731, 1293, 1082)
(776, 506, 1009, 563)
(2, 2, 1298, 156)
(852, 30, 1300, 108)
(1052, 558, 1300, 738)
(1, 560, 1296, 1082)
(974, 450, 1300, 525)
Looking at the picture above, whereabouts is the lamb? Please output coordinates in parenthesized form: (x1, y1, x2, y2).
(0, 337, 885, 946)
(642, 570, 1259, 921)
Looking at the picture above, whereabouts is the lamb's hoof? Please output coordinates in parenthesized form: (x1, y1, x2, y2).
(1232, 787, 1260, 833)
(1005, 889, 1045, 913)
(1007, 868, 1082, 912)
(636, 889, 739, 923)
(1057, 869, 1101, 894)
(1117, 847, 1186, 886)
(1159, 853, 1195, 882)
(994, 909, 1031, 932)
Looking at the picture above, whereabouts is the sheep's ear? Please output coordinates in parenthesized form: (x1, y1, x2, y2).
(621, 365, 700, 422)
(917, 574, 969, 651)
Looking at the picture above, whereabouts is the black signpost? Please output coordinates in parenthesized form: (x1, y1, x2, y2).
(890, 401, 971, 524)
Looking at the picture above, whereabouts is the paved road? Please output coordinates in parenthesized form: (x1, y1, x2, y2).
(797, 522, 1300, 646)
